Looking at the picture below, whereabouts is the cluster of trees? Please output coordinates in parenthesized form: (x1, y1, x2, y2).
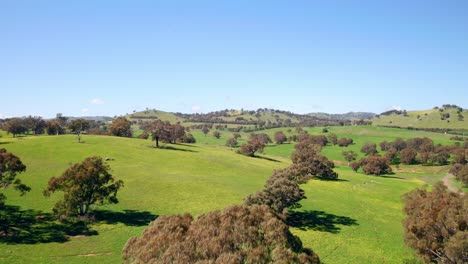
(350, 155, 392, 176)
(245, 134, 338, 214)
(123, 129, 340, 263)
(379, 137, 459, 166)
(403, 183, 467, 263)
(122, 205, 319, 263)
(142, 120, 194, 147)
(0, 114, 110, 138)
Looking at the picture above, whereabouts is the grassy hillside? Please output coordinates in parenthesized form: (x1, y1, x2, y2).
(372, 106, 468, 130)
(126, 109, 183, 123)
(0, 126, 458, 263)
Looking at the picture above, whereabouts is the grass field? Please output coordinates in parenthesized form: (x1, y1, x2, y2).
(371, 107, 467, 130)
(0, 126, 462, 263)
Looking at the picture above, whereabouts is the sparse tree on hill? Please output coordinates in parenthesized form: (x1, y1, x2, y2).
(109, 117, 132, 137)
(225, 138, 238, 147)
(0, 148, 30, 206)
(46, 120, 65, 135)
(274, 131, 287, 144)
(328, 133, 338, 145)
(44, 156, 123, 218)
(360, 143, 378, 156)
(360, 155, 392, 175)
(212, 131, 221, 139)
(202, 127, 210, 136)
(68, 119, 90, 143)
(232, 133, 241, 139)
(342, 150, 358, 165)
(337, 137, 353, 147)
(239, 137, 266, 157)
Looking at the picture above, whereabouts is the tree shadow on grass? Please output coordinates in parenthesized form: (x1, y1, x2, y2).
(0, 205, 97, 245)
(148, 145, 198, 152)
(94, 210, 158, 226)
(287, 210, 358, 234)
(253, 155, 281, 163)
(379, 174, 404, 179)
(315, 177, 349, 182)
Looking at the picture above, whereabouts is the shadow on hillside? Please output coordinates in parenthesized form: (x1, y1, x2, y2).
(287, 210, 358, 234)
(316, 177, 349, 182)
(379, 174, 404, 179)
(150, 145, 198, 152)
(0, 205, 97, 245)
(0, 142, 12, 145)
(253, 155, 281, 163)
(94, 210, 158, 226)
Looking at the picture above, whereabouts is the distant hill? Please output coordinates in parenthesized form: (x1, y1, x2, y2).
(68, 116, 113, 122)
(307, 112, 376, 121)
(125, 108, 371, 128)
(372, 105, 467, 130)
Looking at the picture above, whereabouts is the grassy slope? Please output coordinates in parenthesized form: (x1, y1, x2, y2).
(0, 126, 459, 263)
(372, 107, 468, 130)
(126, 110, 183, 123)
(0, 135, 286, 263)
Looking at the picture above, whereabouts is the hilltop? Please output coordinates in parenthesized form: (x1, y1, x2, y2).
(371, 104, 467, 130)
(307, 112, 376, 121)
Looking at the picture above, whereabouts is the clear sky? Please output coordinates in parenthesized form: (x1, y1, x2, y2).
(1, 0, 467, 118)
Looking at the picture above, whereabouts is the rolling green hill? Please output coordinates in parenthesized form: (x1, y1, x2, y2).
(372, 105, 467, 130)
(0, 126, 460, 263)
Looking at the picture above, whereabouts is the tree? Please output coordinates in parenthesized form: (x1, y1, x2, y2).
(68, 119, 90, 143)
(328, 133, 338, 145)
(46, 120, 65, 135)
(122, 205, 319, 264)
(225, 138, 238, 147)
(337, 137, 353, 147)
(239, 137, 265, 157)
(403, 183, 467, 263)
(360, 143, 377, 156)
(212, 131, 221, 139)
(25, 116, 47, 135)
(0, 149, 30, 206)
(4, 118, 28, 137)
(251, 133, 272, 145)
(44, 156, 123, 218)
(342, 150, 357, 165)
(450, 163, 468, 186)
(232, 133, 241, 139)
(399, 147, 417, 165)
(245, 178, 305, 214)
(291, 142, 338, 180)
(274, 131, 287, 144)
(201, 127, 210, 136)
(109, 117, 132, 137)
(360, 155, 392, 175)
(181, 133, 196, 143)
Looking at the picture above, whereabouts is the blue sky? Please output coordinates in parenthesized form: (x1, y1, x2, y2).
(1, 0, 467, 118)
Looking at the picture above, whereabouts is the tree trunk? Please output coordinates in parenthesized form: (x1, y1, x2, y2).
(155, 137, 159, 148)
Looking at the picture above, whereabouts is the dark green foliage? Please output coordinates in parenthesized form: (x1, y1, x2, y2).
(68, 119, 90, 143)
(44, 156, 123, 218)
(4, 118, 28, 137)
(138, 131, 149, 140)
(122, 205, 320, 264)
(0, 149, 30, 206)
(403, 183, 467, 263)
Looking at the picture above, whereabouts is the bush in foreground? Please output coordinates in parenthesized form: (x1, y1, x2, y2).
(122, 205, 319, 264)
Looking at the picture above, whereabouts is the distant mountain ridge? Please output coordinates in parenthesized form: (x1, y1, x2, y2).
(307, 112, 376, 121)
